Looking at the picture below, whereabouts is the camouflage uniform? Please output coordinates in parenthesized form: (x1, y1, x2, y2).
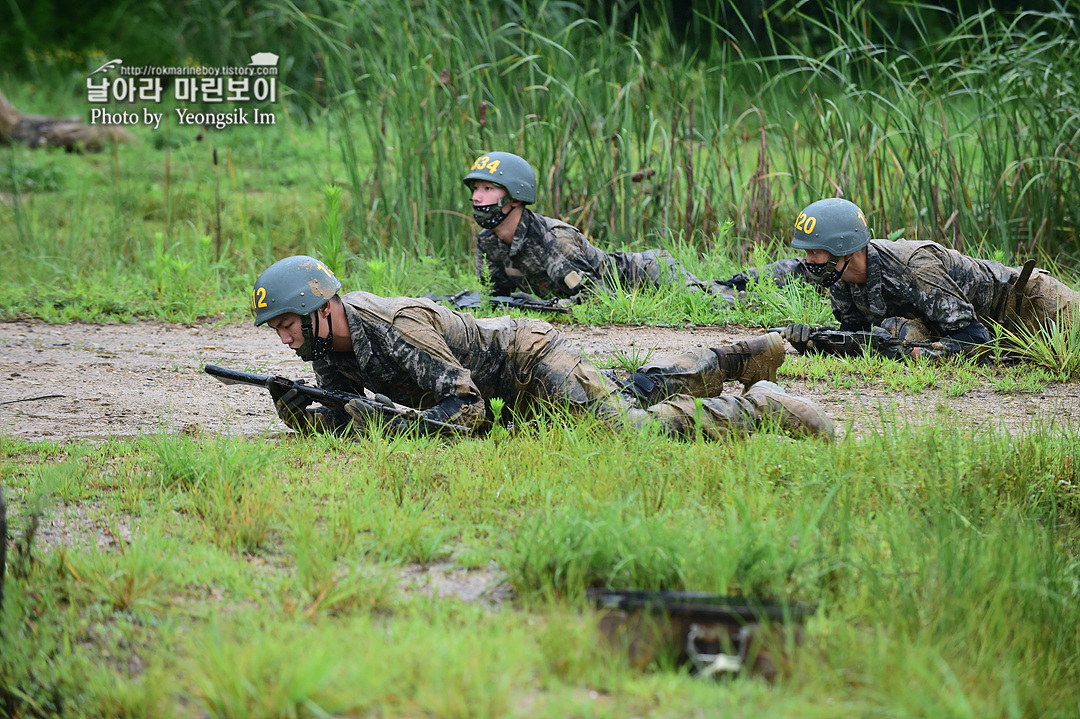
(830, 240, 1079, 352)
(476, 208, 804, 300)
(720, 257, 807, 291)
(310, 291, 778, 439)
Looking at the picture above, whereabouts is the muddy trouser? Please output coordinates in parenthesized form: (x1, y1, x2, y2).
(606, 249, 735, 302)
(606, 250, 805, 301)
(720, 258, 806, 291)
(700, 258, 807, 294)
(629, 348, 735, 405)
(509, 321, 756, 439)
(875, 271, 1080, 350)
(606, 249, 698, 290)
(1002, 270, 1080, 333)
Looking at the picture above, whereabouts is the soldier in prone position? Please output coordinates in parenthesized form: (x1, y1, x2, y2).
(252, 255, 834, 440)
(776, 198, 1080, 360)
(465, 152, 805, 304)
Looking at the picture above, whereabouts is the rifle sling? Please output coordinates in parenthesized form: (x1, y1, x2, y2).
(1012, 259, 1036, 315)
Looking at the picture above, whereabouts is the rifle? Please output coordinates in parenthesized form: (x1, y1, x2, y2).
(589, 589, 815, 680)
(767, 326, 937, 356)
(424, 290, 572, 315)
(204, 364, 472, 435)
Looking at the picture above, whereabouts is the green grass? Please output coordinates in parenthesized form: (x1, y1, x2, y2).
(990, 316, 1080, 380)
(779, 348, 1063, 394)
(2, 417, 1078, 716)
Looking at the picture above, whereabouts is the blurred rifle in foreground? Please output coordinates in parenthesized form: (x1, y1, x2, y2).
(589, 589, 815, 680)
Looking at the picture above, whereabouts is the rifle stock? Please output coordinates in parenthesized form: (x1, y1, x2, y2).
(204, 364, 472, 434)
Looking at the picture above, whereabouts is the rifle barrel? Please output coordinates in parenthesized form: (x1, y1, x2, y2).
(204, 364, 271, 387)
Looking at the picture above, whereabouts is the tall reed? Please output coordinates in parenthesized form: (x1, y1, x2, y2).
(279, 0, 1080, 263)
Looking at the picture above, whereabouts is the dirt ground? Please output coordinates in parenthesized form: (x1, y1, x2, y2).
(3, 318, 1078, 605)
(2, 319, 1078, 442)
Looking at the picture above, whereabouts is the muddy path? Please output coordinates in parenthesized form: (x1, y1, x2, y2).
(2, 319, 1078, 442)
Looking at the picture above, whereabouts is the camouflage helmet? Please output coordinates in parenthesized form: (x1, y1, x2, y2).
(463, 152, 536, 203)
(790, 198, 870, 256)
(251, 255, 341, 326)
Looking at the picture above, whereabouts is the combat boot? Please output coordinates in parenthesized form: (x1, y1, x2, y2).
(744, 380, 834, 440)
(712, 333, 786, 388)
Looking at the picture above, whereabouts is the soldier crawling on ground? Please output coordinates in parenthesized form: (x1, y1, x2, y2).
(463, 151, 805, 306)
(775, 198, 1080, 360)
(250, 255, 834, 441)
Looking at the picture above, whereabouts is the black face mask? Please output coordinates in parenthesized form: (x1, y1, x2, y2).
(804, 257, 849, 288)
(472, 197, 510, 229)
(296, 309, 334, 361)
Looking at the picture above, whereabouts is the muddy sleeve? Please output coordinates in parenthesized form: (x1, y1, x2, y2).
(893, 249, 980, 334)
(829, 285, 870, 330)
(386, 308, 487, 430)
(545, 225, 608, 295)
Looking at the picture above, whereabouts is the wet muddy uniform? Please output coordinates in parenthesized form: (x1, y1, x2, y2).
(476, 208, 804, 300)
(309, 291, 766, 439)
(829, 239, 1080, 356)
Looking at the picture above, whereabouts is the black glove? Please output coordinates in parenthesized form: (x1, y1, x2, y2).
(510, 290, 545, 304)
(345, 394, 403, 430)
(721, 272, 750, 292)
(780, 324, 812, 351)
(270, 386, 314, 431)
(861, 327, 895, 351)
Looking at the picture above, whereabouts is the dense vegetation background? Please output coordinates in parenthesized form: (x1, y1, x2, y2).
(2, 0, 1079, 323)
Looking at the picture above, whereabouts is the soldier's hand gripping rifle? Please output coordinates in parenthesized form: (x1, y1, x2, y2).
(204, 364, 472, 435)
(768, 326, 938, 357)
(423, 290, 572, 315)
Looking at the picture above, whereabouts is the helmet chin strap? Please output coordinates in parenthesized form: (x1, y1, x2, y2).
(297, 307, 335, 361)
(827, 256, 851, 286)
(807, 255, 850, 288)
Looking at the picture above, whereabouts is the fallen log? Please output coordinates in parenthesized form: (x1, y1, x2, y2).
(0, 88, 135, 152)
